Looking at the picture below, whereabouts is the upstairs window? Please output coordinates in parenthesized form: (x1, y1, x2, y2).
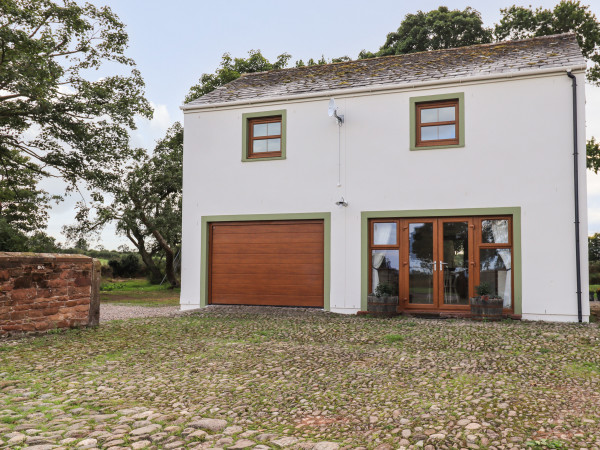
(416, 99, 459, 147)
(248, 116, 282, 158)
(242, 110, 286, 162)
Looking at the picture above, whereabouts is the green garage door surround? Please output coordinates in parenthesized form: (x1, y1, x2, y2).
(200, 212, 331, 310)
(361, 207, 522, 314)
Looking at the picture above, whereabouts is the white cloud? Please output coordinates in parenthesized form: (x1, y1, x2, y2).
(130, 102, 174, 150)
(150, 102, 172, 130)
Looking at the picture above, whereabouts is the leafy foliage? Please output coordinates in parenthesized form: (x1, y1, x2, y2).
(589, 233, 600, 262)
(295, 55, 351, 67)
(0, 218, 59, 252)
(66, 123, 184, 287)
(495, 1, 600, 85)
(108, 254, 141, 278)
(0, 0, 152, 191)
(476, 283, 492, 296)
(184, 50, 291, 104)
(0, 148, 58, 234)
(587, 137, 600, 173)
(360, 6, 492, 58)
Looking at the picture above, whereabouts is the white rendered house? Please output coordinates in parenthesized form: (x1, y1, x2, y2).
(180, 33, 589, 322)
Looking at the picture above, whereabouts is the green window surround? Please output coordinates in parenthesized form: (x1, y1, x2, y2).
(410, 92, 465, 151)
(242, 109, 287, 162)
(360, 207, 522, 314)
(200, 212, 330, 310)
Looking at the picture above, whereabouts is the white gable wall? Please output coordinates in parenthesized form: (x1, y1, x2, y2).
(181, 71, 589, 322)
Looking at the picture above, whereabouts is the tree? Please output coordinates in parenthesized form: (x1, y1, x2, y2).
(184, 50, 291, 103)
(0, 0, 152, 191)
(361, 7, 492, 59)
(494, 1, 600, 171)
(66, 123, 184, 287)
(587, 137, 600, 173)
(0, 148, 58, 234)
(295, 55, 351, 67)
(495, 1, 600, 85)
(125, 123, 183, 287)
(589, 233, 600, 262)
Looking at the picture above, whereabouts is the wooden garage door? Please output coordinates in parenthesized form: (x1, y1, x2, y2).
(209, 220, 324, 307)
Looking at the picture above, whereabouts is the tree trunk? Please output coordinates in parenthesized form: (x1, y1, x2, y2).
(126, 227, 163, 283)
(136, 209, 180, 288)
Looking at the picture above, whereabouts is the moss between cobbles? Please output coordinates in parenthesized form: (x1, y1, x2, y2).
(0, 308, 599, 448)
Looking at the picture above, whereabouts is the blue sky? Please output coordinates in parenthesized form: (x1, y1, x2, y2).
(44, 0, 600, 249)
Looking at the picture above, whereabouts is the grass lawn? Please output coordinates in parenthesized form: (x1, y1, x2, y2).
(0, 308, 599, 448)
(100, 278, 180, 307)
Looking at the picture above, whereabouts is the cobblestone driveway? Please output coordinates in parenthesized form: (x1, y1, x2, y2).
(1, 306, 599, 449)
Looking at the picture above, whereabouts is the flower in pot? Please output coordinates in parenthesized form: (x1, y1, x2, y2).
(470, 282, 503, 321)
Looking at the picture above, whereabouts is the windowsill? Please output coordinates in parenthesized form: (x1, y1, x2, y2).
(241, 155, 286, 162)
(411, 143, 465, 151)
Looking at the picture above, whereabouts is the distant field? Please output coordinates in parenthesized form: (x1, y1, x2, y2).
(100, 278, 180, 307)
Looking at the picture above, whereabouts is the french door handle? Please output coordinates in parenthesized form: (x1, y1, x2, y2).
(433, 261, 437, 271)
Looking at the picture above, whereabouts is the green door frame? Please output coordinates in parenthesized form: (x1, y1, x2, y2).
(200, 212, 331, 310)
(361, 207, 522, 314)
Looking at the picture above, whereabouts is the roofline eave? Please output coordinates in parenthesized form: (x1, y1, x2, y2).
(180, 64, 587, 112)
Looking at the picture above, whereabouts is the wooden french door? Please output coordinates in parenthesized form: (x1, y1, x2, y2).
(369, 216, 513, 313)
(402, 218, 473, 311)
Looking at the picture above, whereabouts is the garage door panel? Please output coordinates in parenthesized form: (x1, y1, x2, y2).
(211, 263, 323, 275)
(211, 253, 323, 265)
(211, 293, 323, 307)
(213, 232, 324, 245)
(209, 220, 324, 307)
(211, 273, 323, 286)
(212, 283, 322, 296)
(212, 223, 322, 234)
(213, 242, 323, 254)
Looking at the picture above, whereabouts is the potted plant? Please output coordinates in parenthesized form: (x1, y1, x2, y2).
(470, 282, 503, 321)
(367, 283, 399, 316)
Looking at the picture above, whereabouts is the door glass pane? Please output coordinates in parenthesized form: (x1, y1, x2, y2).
(371, 250, 399, 295)
(481, 220, 509, 244)
(373, 222, 397, 245)
(253, 123, 268, 137)
(480, 249, 512, 308)
(442, 222, 469, 305)
(408, 223, 434, 304)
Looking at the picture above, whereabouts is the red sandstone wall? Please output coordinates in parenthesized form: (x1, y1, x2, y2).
(0, 253, 100, 336)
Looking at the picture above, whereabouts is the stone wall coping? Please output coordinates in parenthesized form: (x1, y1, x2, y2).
(0, 252, 93, 263)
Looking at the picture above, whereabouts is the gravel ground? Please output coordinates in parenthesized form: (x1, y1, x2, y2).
(100, 304, 182, 322)
(0, 306, 599, 450)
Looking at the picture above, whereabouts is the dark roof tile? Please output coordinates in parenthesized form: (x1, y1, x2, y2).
(187, 34, 584, 106)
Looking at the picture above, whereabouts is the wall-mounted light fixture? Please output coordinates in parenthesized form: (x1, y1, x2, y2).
(335, 197, 348, 207)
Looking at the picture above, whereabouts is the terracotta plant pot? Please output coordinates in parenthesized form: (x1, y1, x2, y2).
(470, 295, 503, 321)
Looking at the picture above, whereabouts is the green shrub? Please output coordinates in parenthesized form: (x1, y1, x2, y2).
(108, 254, 141, 278)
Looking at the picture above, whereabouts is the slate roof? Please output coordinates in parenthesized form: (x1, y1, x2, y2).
(186, 33, 585, 107)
